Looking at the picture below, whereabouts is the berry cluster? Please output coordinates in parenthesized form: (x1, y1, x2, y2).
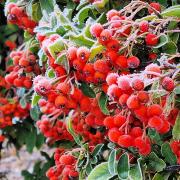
(105, 69, 176, 155)
(46, 148, 78, 180)
(6, 3, 37, 34)
(5, 50, 41, 89)
(3, 0, 180, 179)
(0, 97, 29, 128)
(34, 76, 106, 145)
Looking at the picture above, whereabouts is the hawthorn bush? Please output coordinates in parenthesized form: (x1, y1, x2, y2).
(0, 0, 180, 179)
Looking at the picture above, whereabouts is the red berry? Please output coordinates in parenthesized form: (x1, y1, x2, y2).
(85, 114, 95, 126)
(117, 76, 131, 91)
(162, 77, 174, 91)
(77, 47, 90, 62)
(108, 128, 123, 143)
(148, 3, 161, 14)
(104, 116, 116, 129)
(99, 29, 112, 45)
(170, 141, 179, 154)
(23, 78, 32, 89)
(114, 114, 126, 127)
(135, 136, 151, 156)
(149, 53, 157, 60)
(107, 84, 122, 99)
(131, 78, 144, 91)
(59, 155, 75, 165)
(106, 73, 119, 85)
(55, 95, 68, 108)
(106, 39, 120, 52)
(106, 9, 119, 21)
(127, 95, 140, 109)
(158, 120, 170, 134)
(118, 135, 133, 147)
(80, 97, 91, 112)
(83, 63, 95, 76)
(11, 6, 23, 17)
(56, 82, 71, 95)
(67, 47, 77, 61)
(73, 59, 85, 71)
(147, 104, 162, 117)
(139, 20, 149, 32)
(90, 23, 104, 38)
(145, 33, 159, 46)
(119, 94, 129, 107)
(105, 50, 118, 63)
(130, 127, 143, 137)
(148, 116, 163, 130)
(116, 55, 128, 69)
(94, 72, 106, 83)
(94, 60, 110, 73)
(137, 91, 149, 103)
(134, 105, 148, 122)
(127, 56, 140, 69)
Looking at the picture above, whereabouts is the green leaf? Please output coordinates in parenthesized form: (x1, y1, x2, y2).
(152, 172, 170, 180)
(31, 92, 41, 107)
(96, 13, 107, 24)
(80, 82, 96, 98)
(22, 170, 34, 180)
(47, 69, 55, 78)
(92, 144, 104, 157)
(117, 153, 129, 179)
(91, 156, 98, 164)
(86, 162, 93, 175)
(66, 116, 82, 146)
(36, 133, 45, 149)
(69, 33, 95, 48)
(76, 1, 89, 11)
(172, 113, 180, 140)
(30, 106, 40, 121)
(148, 128, 163, 146)
(98, 92, 110, 115)
(153, 34, 168, 49)
(26, 128, 36, 153)
(161, 142, 177, 165)
(129, 158, 143, 180)
(39, 0, 55, 15)
(32, 3, 42, 21)
(20, 98, 27, 109)
(162, 41, 177, 54)
(88, 162, 113, 180)
(40, 151, 51, 161)
(55, 53, 70, 73)
(108, 149, 116, 175)
(161, 6, 180, 18)
(90, 44, 104, 60)
(174, 85, 180, 94)
(168, 33, 179, 43)
(33, 161, 41, 174)
(38, 49, 47, 66)
(34, 26, 53, 35)
(146, 152, 166, 172)
(48, 39, 67, 59)
(74, 5, 92, 25)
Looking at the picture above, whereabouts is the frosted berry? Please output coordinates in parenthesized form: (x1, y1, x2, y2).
(127, 56, 140, 69)
(90, 23, 104, 38)
(162, 77, 174, 91)
(145, 33, 159, 46)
